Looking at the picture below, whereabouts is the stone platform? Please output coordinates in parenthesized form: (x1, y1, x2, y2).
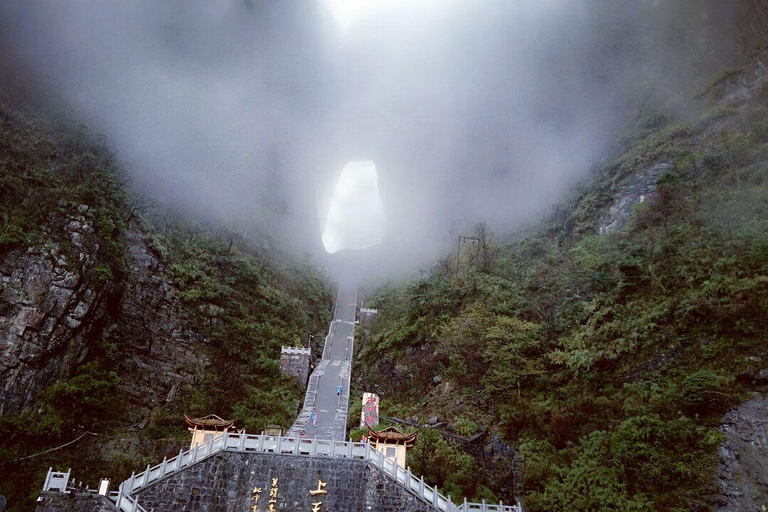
(134, 451, 430, 512)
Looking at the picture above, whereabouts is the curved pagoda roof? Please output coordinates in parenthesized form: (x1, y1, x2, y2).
(185, 413, 235, 431)
(366, 425, 417, 447)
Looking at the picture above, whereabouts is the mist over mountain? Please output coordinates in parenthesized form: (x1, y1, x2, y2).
(0, 1, 741, 275)
(3, 2, 768, 511)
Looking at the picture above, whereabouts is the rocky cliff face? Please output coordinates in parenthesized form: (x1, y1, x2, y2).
(0, 209, 109, 414)
(0, 210, 208, 420)
(598, 162, 672, 235)
(106, 224, 210, 419)
(713, 393, 768, 511)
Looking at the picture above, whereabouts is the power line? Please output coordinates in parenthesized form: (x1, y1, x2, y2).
(12, 431, 98, 463)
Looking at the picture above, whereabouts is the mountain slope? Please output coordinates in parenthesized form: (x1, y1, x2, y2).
(0, 94, 334, 511)
(354, 52, 768, 511)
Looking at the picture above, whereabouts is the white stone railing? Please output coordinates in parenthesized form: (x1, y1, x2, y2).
(281, 345, 311, 355)
(111, 490, 147, 512)
(41, 467, 146, 512)
(42, 468, 70, 492)
(117, 433, 520, 512)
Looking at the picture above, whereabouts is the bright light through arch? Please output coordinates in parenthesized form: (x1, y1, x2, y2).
(322, 0, 442, 29)
(322, 161, 385, 254)
(323, 0, 380, 29)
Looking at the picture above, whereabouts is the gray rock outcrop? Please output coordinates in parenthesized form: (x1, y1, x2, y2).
(0, 214, 108, 414)
(105, 225, 209, 415)
(598, 162, 672, 235)
(713, 393, 768, 511)
(0, 216, 209, 421)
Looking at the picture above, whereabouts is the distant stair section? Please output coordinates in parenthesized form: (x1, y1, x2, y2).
(288, 281, 356, 440)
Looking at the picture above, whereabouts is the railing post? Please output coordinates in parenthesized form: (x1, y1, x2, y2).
(365, 442, 371, 460)
(258, 434, 265, 452)
(348, 442, 353, 458)
(160, 457, 167, 476)
(43, 468, 53, 490)
(330, 441, 336, 457)
(433, 485, 439, 507)
(239, 432, 246, 451)
(206, 438, 213, 456)
(294, 438, 300, 455)
(464, 497, 468, 512)
(310, 440, 317, 456)
(115, 483, 123, 508)
(176, 449, 184, 470)
(131, 496, 139, 512)
(276, 436, 282, 453)
(142, 465, 151, 486)
(192, 443, 200, 462)
(406, 467, 412, 489)
(393, 463, 398, 482)
(128, 472, 135, 492)
(482, 498, 487, 512)
(419, 476, 425, 498)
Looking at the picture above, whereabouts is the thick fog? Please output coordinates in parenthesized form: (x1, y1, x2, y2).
(0, 0, 740, 277)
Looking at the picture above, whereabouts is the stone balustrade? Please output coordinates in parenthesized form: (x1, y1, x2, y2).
(280, 346, 311, 355)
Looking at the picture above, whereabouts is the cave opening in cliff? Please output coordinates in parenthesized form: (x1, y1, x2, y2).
(322, 161, 386, 254)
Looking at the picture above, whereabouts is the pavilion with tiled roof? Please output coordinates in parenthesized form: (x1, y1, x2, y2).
(366, 425, 417, 468)
(185, 414, 235, 448)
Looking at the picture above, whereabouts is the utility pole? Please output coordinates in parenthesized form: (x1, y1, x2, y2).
(456, 235, 480, 273)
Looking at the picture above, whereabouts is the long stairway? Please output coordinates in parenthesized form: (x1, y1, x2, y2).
(288, 280, 357, 440)
(46, 279, 520, 511)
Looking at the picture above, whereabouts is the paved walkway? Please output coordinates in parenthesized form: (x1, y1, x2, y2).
(288, 280, 357, 441)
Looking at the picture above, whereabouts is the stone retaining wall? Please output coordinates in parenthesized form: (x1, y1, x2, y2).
(36, 492, 116, 512)
(280, 350, 311, 388)
(135, 451, 432, 512)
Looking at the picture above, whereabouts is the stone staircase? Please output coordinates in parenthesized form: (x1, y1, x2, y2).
(41, 282, 520, 512)
(287, 284, 355, 441)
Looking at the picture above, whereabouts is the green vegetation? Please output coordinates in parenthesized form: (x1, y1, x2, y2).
(0, 94, 334, 510)
(355, 79, 768, 510)
(147, 220, 333, 433)
(0, 95, 129, 283)
(408, 429, 496, 502)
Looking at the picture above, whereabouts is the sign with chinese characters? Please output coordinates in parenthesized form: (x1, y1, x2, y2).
(267, 478, 279, 512)
(309, 479, 328, 511)
(250, 486, 262, 511)
(361, 392, 379, 427)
